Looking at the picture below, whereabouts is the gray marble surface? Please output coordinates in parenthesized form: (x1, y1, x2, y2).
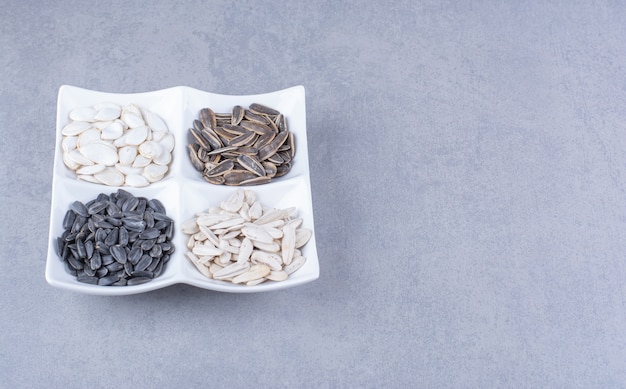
(2, 1, 626, 387)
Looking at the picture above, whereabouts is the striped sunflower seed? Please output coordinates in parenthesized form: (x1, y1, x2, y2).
(188, 104, 294, 185)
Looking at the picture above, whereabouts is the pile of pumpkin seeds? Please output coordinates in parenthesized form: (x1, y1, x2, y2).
(188, 103, 295, 185)
(56, 189, 175, 286)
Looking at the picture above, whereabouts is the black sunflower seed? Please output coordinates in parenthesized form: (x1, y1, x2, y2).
(138, 228, 159, 240)
(70, 201, 89, 217)
(109, 245, 127, 264)
(57, 189, 174, 286)
(127, 277, 151, 286)
(76, 275, 98, 285)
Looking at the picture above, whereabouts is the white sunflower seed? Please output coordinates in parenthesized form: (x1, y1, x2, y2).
(295, 228, 312, 248)
(186, 252, 212, 278)
(182, 190, 312, 285)
(221, 189, 245, 212)
(231, 264, 270, 284)
(265, 270, 288, 282)
(251, 250, 282, 271)
(181, 218, 200, 234)
(251, 240, 280, 253)
(283, 255, 306, 275)
(241, 223, 274, 243)
(192, 244, 223, 257)
(282, 223, 296, 266)
(212, 261, 250, 280)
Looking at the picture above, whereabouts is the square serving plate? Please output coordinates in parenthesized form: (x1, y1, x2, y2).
(46, 85, 319, 295)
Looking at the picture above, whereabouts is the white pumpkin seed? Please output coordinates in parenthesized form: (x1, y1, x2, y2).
(138, 141, 163, 159)
(76, 164, 106, 175)
(79, 142, 118, 166)
(115, 164, 143, 176)
(143, 164, 168, 182)
(69, 107, 97, 122)
(78, 129, 103, 146)
(124, 125, 148, 145)
(68, 149, 95, 166)
(118, 146, 138, 166)
(143, 109, 168, 133)
(132, 155, 151, 168)
(62, 121, 91, 136)
(93, 102, 121, 111)
(158, 133, 175, 152)
(152, 150, 172, 166)
(95, 106, 121, 121)
(91, 120, 114, 130)
(113, 135, 128, 147)
(63, 152, 80, 170)
(100, 121, 124, 140)
(61, 102, 173, 187)
(125, 174, 150, 187)
(120, 104, 145, 128)
(76, 174, 101, 184)
(94, 168, 125, 186)
(62, 136, 78, 152)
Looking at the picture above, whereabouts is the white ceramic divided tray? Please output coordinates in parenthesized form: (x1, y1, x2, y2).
(46, 85, 319, 295)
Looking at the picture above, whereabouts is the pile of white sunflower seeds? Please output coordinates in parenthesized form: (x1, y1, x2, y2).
(61, 103, 175, 187)
(182, 189, 311, 285)
(56, 189, 175, 286)
(188, 103, 295, 185)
